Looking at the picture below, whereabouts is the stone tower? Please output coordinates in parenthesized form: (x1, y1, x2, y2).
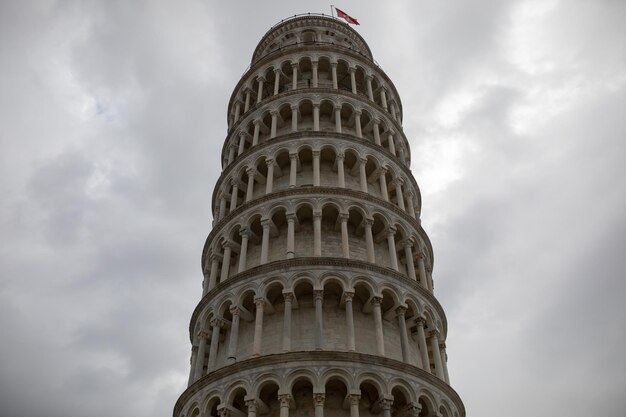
(174, 14, 465, 417)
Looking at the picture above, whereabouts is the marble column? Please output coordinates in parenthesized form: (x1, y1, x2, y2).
(312, 61, 318, 87)
(313, 150, 321, 186)
(278, 394, 291, 417)
(349, 394, 360, 417)
(228, 144, 236, 165)
(256, 77, 265, 104)
(403, 240, 417, 281)
(331, 62, 338, 89)
(430, 330, 445, 379)
(291, 62, 298, 90)
(252, 119, 261, 146)
(386, 227, 399, 271)
(274, 68, 281, 95)
(359, 158, 368, 193)
(366, 75, 374, 101)
(336, 152, 345, 188)
(220, 243, 232, 282)
(313, 103, 320, 131)
(245, 399, 257, 417)
(340, 213, 350, 258)
(314, 290, 324, 350)
(334, 106, 342, 133)
(380, 88, 388, 110)
(289, 153, 298, 187)
(313, 393, 325, 417)
(364, 219, 375, 262)
(270, 111, 278, 138)
(406, 191, 416, 218)
(313, 213, 322, 256)
(207, 318, 222, 372)
(238, 229, 250, 271)
(260, 219, 270, 264)
(291, 104, 298, 132)
(394, 178, 405, 210)
(416, 318, 430, 371)
(417, 254, 428, 289)
(193, 330, 208, 381)
(245, 168, 255, 202)
(396, 306, 410, 363)
(227, 306, 240, 363)
(265, 158, 274, 194)
(345, 291, 356, 351)
(379, 399, 392, 417)
(286, 213, 296, 259)
(252, 297, 265, 356)
(355, 110, 362, 138)
(373, 120, 381, 145)
(349, 67, 357, 94)
(371, 296, 385, 356)
(244, 90, 251, 112)
(440, 342, 451, 383)
(282, 292, 293, 352)
(238, 131, 246, 155)
(229, 179, 239, 212)
(379, 167, 389, 201)
(207, 255, 219, 293)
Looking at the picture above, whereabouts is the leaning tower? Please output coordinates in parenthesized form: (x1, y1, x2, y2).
(174, 14, 465, 417)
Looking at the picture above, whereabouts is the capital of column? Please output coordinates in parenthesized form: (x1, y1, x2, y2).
(245, 399, 257, 412)
(197, 330, 210, 340)
(386, 128, 396, 136)
(338, 213, 349, 222)
(278, 394, 292, 408)
(344, 291, 355, 302)
(289, 152, 298, 160)
(363, 218, 374, 227)
(283, 292, 294, 303)
(218, 407, 231, 417)
(253, 118, 262, 126)
(229, 306, 241, 316)
(348, 393, 361, 406)
(291, 62, 298, 69)
(314, 290, 324, 301)
(261, 219, 271, 229)
(313, 393, 325, 406)
(313, 211, 322, 220)
(256, 75, 266, 82)
(270, 109, 279, 116)
(336, 152, 345, 160)
(254, 297, 266, 308)
(312, 102, 321, 109)
(395, 305, 407, 317)
(393, 177, 405, 186)
(210, 318, 225, 328)
(429, 329, 441, 338)
(246, 167, 256, 177)
(239, 228, 252, 238)
(386, 227, 397, 237)
(312, 150, 321, 157)
(290, 103, 299, 111)
(354, 108, 362, 116)
(286, 212, 297, 222)
(377, 398, 393, 411)
(402, 238, 415, 249)
(408, 403, 423, 417)
(416, 317, 427, 327)
(439, 342, 447, 350)
(222, 240, 234, 249)
(370, 296, 382, 306)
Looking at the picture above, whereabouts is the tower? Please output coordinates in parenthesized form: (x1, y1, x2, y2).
(175, 14, 465, 417)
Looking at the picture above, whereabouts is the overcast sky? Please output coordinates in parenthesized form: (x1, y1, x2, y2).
(0, 1, 624, 416)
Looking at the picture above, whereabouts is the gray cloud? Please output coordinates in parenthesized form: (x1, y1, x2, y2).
(0, 1, 624, 416)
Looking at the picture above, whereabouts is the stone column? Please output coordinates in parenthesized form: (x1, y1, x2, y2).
(314, 290, 324, 350)
(245, 399, 257, 417)
(291, 104, 298, 132)
(386, 227, 399, 271)
(354, 110, 362, 138)
(238, 131, 246, 155)
(312, 61, 319, 87)
(252, 297, 265, 356)
(313, 212, 322, 256)
(227, 144, 236, 165)
(406, 191, 416, 218)
(238, 229, 250, 271)
(430, 330, 445, 379)
(378, 399, 392, 417)
(207, 318, 222, 372)
(334, 106, 342, 133)
(408, 403, 422, 417)
(339, 213, 350, 258)
(313, 393, 325, 417)
(260, 219, 270, 264)
(396, 306, 410, 363)
(286, 213, 296, 259)
(207, 255, 219, 292)
(230, 179, 239, 212)
(337, 153, 345, 187)
(193, 330, 208, 381)
(256, 77, 265, 103)
(380, 88, 388, 110)
(252, 119, 261, 146)
(359, 158, 368, 193)
(364, 219, 375, 262)
(403, 240, 417, 281)
(390, 102, 396, 120)
(291, 62, 298, 90)
(362, 73, 372, 97)
(289, 153, 298, 187)
(234, 101, 241, 123)
(349, 67, 357, 94)
(246, 168, 256, 202)
(270, 110, 278, 138)
(218, 196, 227, 221)
(371, 296, 385, 356)
(394, 178, 405, 210)
(331, 62, 338, 89)
(227, 306, 240, 363)
(387, 131, 396, 155)
(379, 167, 389, 201)
(373, 119, 381, 145)
(313, 103, 320, 131)
(416, 318, 430, 371)
(312, 150, 321, 186)
(282, 292, 293, 351)
(244, 90, 251, 112)
(417, 254, 428, 289)
(274, 68, 281, 95)
(349, 394, 360, 417)
(440, 342, 451, 383)
(345, 291, 356, 351)
(426, 266, 434, 292)
(220, 242, 232, 282)
(278, 394, 291, 417)
(265, 158, 274, 194)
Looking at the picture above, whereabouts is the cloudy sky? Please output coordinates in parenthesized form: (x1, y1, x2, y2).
(0, 1, 624, 416)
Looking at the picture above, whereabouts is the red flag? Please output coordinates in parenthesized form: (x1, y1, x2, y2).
(335, 7, 360, 25)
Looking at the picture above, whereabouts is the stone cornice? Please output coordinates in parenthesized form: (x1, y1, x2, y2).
(173, 351, 465, 417)
(203, 187, 432, 268)
(188, 257, 447, 341)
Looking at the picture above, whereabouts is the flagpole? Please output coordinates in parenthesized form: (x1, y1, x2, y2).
(330, 5, 335, 18)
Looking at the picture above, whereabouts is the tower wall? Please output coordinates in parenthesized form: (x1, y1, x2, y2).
(175, 14, 465, 417)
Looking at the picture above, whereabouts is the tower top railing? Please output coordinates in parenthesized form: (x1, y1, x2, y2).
(261, 13, 340, 40)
